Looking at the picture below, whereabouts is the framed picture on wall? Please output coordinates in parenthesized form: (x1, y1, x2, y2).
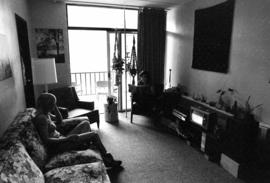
(192, 0, 235, 73)
(0, 34, 12, 81)
(35, 28, 65, 63)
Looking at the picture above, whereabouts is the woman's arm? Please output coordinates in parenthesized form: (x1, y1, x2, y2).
(49, 104, 63, 125)
(35, 115, 76, 145)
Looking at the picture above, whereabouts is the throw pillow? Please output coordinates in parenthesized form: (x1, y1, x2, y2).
(44, 162, 109, 183)
(45, 149, 101, 172)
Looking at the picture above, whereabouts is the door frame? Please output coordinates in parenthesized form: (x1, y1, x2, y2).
(15, 14, 35, 107)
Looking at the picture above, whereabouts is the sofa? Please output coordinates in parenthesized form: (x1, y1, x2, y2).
(0, 108, 110, 183)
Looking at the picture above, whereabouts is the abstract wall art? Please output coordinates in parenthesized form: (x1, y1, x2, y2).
(35, 28, 65, 63)
(0, 34, 12, 81)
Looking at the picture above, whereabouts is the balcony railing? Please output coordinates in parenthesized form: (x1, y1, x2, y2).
(71, 71, 133, 111)
(71, 71, 114, 96)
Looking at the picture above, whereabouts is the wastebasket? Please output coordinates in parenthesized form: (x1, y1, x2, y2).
(104, 103, 118, 123)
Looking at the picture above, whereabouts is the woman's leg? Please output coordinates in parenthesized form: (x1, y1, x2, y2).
(58, 117, 90, 135)
(75, 132, 107, 156)
(66, 124, 122, 167)
(68, 121, 91, 135)
(53, 130, 104, 155)
(77, 132, 122, 167)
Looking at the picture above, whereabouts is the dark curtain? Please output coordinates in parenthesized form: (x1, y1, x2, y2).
(137, 8, 166, 84)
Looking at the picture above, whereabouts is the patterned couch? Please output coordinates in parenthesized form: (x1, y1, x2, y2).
(0, 108, 110, 183)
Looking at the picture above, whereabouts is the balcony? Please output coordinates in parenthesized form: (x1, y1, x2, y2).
(71, 71, 131, 113)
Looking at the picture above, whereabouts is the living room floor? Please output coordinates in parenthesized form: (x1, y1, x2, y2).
(92, 112, 245, 183)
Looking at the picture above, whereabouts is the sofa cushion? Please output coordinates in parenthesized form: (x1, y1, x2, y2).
(0, 142, 45, 183)
(44, 162, 110, 183)
(45, 149, 102, 171)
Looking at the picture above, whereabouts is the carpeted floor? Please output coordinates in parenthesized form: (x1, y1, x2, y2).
(93, 112, 245, 183)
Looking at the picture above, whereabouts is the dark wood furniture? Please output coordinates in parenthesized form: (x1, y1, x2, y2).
(172, 95, 259, 164)
(49, 86, 100, 128)
(129, 84, 164, 123)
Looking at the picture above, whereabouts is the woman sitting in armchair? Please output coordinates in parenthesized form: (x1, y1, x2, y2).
(33, 93, 122, 168)
(131, 71, 163, 116)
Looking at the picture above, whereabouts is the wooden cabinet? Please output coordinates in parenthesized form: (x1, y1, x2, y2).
(172, 95, 259, 163)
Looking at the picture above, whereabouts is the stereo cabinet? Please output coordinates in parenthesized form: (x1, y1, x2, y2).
(172, 95, 258, 165)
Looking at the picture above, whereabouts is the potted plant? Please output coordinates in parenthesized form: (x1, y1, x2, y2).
(126, 36, 137, 85)
(112, 30, 124, 86)
(216, 88, 227, 110)
(107, 95, 117, 105)
(242, 96, 262, 120)
(104, 95, 118, 123)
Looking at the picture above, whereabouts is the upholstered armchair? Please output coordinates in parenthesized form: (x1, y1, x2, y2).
(129, 84, 164, 123)
(49, 86, 100, 128)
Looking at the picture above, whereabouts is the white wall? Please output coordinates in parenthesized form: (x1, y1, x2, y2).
(29, 0, 71, 96)
(165, 0, 270, 124)
(0, 0, 30, 136)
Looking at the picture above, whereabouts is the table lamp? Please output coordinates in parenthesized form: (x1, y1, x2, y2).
(31, 58, 58, 92)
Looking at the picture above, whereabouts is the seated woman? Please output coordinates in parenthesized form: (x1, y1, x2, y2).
(33, 93, 122, 168)
(138, 70, 150, 86)
(133, 71, 156, 111)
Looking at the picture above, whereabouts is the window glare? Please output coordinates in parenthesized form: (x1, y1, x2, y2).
(68, 30, 107, 73)
(67, 6, 138, 29)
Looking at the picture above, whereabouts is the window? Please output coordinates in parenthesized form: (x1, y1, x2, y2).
(67, 5, 138, 29)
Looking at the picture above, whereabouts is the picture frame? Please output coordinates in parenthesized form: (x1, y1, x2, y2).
(0, 34, 12, 81)
(35, 28, 65, 63)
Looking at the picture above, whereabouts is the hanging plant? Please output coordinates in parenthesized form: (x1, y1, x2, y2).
(112, 30, 124, 74)
(112, 57, 124, 74)
(126, 35, 137, 85)
(112, 30, 124, 86)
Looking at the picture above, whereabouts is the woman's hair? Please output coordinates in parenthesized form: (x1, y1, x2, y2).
(139, 70, 150, 85)
(36, 93, 57, 113)
(139, 70, 149, 78)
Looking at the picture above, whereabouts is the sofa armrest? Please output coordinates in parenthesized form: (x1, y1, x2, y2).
(77, 101, 94, 110)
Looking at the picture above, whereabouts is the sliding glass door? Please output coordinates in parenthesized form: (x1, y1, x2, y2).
(67, 5, 138, 112)
(108, 31, 137, 111)
(69, 30, 111, 110)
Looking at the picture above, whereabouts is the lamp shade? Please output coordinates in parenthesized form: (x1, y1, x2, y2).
(32, 58, 58, 85)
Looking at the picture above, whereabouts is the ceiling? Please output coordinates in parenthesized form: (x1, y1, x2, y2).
(52, 0, 192, 9)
